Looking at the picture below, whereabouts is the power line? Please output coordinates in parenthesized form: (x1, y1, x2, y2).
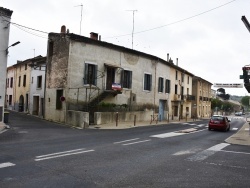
(105, 0, 237, 39)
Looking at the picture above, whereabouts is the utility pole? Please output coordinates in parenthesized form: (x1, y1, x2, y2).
(75, 4, 83, 35)
(127, 10, 137, 49)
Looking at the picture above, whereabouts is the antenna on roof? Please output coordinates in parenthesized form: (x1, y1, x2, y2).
(126, 10, 138, 49)
(75, 4, 83, 35)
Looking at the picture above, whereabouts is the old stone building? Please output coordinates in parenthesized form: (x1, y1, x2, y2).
(44, 26, 196, 127)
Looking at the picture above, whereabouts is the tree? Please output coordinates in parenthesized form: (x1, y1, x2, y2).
(217, 88, 225, 94)
(241, 96, 250, 107)
(211, 98, 223, 110)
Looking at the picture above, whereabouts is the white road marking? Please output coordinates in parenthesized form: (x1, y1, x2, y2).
(187, 143, 230, 162)
(114, 138, 139, 144)
(207, 143, 230, 151)
(36, 148, 87, 158)
(0, 162, 16, 169)
(151, 132, 186, 138)
(197, 124, 205, 127)
(245, 128, 249, 131)
(232, 128, 238, 131)
(220, 150, 250, 155)
(35, 149, 94, 161)
(122, 139, 151, 146)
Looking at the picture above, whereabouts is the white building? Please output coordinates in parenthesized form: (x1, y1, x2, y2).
(0, 7, 13, 122)
(5, 66, 15, 110)
(29, 57, 46, 117)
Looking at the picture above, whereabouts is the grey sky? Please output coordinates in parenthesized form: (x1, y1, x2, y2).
(2, 0, 250, 96)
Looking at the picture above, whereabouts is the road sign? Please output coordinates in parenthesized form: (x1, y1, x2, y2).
(214, 83, 243, 88)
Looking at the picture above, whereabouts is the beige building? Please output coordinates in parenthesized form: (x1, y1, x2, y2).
(192, 76, 213, 118)
(13, 58, 33, 112)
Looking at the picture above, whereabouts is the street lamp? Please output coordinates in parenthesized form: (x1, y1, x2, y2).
(6, 41, 20, 55)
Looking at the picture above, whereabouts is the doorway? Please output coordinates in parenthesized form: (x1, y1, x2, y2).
(106, 66, 115, 90)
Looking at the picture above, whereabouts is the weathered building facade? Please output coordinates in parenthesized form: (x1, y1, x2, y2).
(192, 76, 213, 118)
(44, 27, 196, 126)
(0, 7, 13, 122)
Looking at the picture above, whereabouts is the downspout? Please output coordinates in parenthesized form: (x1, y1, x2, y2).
(153, 59, 158, 115)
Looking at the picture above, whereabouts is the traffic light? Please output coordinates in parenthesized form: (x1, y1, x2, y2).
(243, 67, 250, 83)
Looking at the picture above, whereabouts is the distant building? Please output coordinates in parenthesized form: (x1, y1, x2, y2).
(5, 66, 15, 110)
(192, 76, 213, 118)
(29, 57, 46, 117)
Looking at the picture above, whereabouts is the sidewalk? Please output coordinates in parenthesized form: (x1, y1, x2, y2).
(0, 122, 7, 133)
(225, 122, 250, 146)
(88, 118, 206, 129)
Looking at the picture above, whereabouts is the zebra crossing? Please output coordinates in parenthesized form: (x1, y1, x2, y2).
(181, 122, 250, 132)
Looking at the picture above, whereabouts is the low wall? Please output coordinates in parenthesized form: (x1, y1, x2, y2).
(66, 110, 89, 128)
(94, 110, 154, 125)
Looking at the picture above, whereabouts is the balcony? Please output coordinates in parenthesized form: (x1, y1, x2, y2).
(185, 95, 195, 101)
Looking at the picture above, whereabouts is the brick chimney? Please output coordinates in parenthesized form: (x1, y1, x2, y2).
(61, 25, 66, 34)
(90, 32, 98, 40)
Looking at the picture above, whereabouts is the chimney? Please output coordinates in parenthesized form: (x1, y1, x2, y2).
(90, 32, 98, 40)
(61, 25, 66, 34)
(176, 58, 178, 66)
(167, 53, 169, 61)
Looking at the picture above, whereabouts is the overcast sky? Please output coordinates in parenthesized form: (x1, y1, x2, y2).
(2, 0, 250, 96)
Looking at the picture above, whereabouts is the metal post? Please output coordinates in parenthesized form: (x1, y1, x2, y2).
(116, 112, 118, 127)
(134, 114, 136, 126)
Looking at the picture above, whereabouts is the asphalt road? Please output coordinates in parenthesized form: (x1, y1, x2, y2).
(0, 112, 250, 188)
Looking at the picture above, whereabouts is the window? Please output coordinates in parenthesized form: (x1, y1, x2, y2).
(31, 77, 33, 84)
(23, 75, 26, 87)
(188, 76, 189, 84)
(158, 77, 164, 92)
(187, 88, 189, 95)
(84, 63, 97, 85)
(181, 73, 184, 82)
(48, 41, 54, 57)
(165, 79, 171, 93)
(175, 71, 178, 80)
(56, 89, 63, 110)
(144, 73, 152, 91)
(122, 70, 132, 89)
(10, 77, 13, 88)
(9, 95, 12, 105)
(25, 64, 27, 70)
(175, 84, 178, 94)
(6, 78, 9, 88)
(18, 76, 21, 87)
(37, 76, 42, 89)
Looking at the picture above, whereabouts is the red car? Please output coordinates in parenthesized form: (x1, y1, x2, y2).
(208, 115, 230, 131)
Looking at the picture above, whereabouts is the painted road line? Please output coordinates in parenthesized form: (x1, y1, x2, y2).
(35, 149, 94, 161)
(207, 143, 230, 151)
(122, 139, 151, 146)
(114, 138, 139, 144)
(0, 162, 16, 169)
(36, 148, 87, 158)
(151, 132, 186, 138)
(232, 128, 238, 131)
(187, 143, 230, 162)
(245, 128, 249, 131)
(197, 124, 205, 127)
